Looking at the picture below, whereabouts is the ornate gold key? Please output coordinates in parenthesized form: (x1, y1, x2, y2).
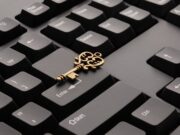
(56, 51, 105, 82)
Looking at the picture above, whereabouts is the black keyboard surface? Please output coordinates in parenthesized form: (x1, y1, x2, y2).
(0, 0, 180, 134)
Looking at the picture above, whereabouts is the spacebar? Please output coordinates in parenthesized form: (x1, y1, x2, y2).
(59, 82, 143, 135)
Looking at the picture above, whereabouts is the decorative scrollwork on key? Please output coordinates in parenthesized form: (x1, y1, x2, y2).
(74, 52, 105, 70)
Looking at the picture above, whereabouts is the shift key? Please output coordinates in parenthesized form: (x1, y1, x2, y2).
(59, 82, 143, 135)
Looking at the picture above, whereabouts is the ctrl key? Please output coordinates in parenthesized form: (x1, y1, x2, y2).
(131, 98, 178, 135)
(11, 102, 57, 135)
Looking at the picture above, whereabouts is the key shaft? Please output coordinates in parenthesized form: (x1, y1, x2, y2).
(56, 64, 83, 81)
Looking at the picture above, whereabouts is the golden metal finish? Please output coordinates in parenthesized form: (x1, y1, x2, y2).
(56, 51, 105, 82)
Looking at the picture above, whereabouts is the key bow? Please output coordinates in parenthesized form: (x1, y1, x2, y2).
(74, 52, 105, 70)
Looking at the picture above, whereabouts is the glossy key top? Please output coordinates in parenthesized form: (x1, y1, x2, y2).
(12, 102, 57, 135)
(139, 0, 176, 17)
(97, 18, 135, 48)
(0, 48, 30, 78)
(148, 47, 180, 77)
(0, 18, 26, 46)
(41, 17, 85, 46)
(16, 2, 51, 27)
(72, 31, 115, 56)
(4, 72, 44, 105)
(131, 98, 178, 135)
(68, 5, 106, 30)
(12, 33, 56, 63)
(116, 6, 157, 33)
(41, 69, 114, 119)
(58, 82, 144, 135)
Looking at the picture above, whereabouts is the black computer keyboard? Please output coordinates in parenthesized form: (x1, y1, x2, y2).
(0, 0, 180, 134)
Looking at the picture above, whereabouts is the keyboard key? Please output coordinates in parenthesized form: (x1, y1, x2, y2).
(139, 0, 176, 17)
(105, 122, 146, 135)
(58, 82, 143, 135)
(116, 6, 157, 33)
(167, 5, 180, 26)
(12, 102, 57, 135)
(16, 2, 51, 27)
(0, 122, 22, 135)
(171, 126, 180, 135)
(0, 48, 30, 78)
(158, 78, 180, 108)
(90, 0, 126, 17)
(12, 33, 56, 63)
(68, 5, 106, 30)
(41, 17, 84, 46)
(0, 18, 26, 46)
(0, 92, 16, 120)
(72, 31, 115, 56)
(97, 18, 135, 48)
(41, 68, 114, 119)
(148, 47, 180, 77)
(131, 98, 178, 134)
(4, 72, 44, 105)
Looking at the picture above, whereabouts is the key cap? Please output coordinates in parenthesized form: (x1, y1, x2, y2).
(0, 48, 30, 79)
(12, 102, 57, 135)
(148, 47, 180, 77)
(90, 0, 126, 17)
(97, 18, 135, 48)
(0, 92, 16, 120)
(166, 5, 180, 26)
(131, 98, 178, 135)
(4, 72, 44, 105)
(139, 0, 176, 17)
(68, 5, 106, 30)
(171, 126, 180, 135)
(0, 18, 26, 46)
(158, 78, 180, 108)
(12, 33, 56, 63)
(105, 121, 146, 135)
(0, 122, 22, 135)
(33, 48, 104, 81)
(16, 2, 51, 27)
(41, 69, 114, 119)
(58, 82, 144, 135)
(72, 31, 115, 56)
(41, 17, 85, 46)
(116, 6, 157, 34)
